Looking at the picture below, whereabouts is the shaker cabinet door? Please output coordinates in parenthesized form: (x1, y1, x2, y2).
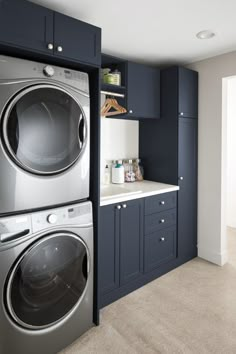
(120, 199, 144, 285)
(54, 12, 101, 66)
(178, 67, 198, 118)
(99, 204, 120, 298)
(0, 0, 53, 54)
(178, 117, 198, 259)
(126, 62, 160, 119)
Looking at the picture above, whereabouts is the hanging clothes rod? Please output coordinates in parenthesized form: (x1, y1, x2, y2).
(101, 90, 125, 98)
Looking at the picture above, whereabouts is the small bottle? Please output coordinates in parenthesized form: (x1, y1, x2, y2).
(112, 160, 125, 184)
(134, 159, 144, 181)
(103, 164, 110, 185)
(125, 159, 135, 182)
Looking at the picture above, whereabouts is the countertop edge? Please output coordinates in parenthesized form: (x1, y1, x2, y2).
(100, 185, 179, 206)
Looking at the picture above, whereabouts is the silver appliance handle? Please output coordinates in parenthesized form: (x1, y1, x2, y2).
(0, 229, 30, 243)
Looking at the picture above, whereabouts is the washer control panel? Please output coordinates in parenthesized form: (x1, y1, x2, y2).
(31, 201, 93, 233)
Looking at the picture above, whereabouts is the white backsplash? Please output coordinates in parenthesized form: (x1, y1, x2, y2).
(100, 115, 139, 181)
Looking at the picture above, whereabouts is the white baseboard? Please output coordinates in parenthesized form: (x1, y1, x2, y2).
(198, 247, 228, 266)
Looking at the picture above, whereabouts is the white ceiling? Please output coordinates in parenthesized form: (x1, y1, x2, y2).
(31, 0, 236, 65)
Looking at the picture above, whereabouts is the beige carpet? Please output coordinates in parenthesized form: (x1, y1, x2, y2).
(60, 229, 236, 354)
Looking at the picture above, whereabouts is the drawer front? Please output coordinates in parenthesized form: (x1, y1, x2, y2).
(145, 192, 177, 215)
(144, 226, 176, 272)
(145, 209, 176, 234)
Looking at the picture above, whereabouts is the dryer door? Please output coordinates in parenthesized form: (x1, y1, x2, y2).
(2, 84, 87, 175)
(5, 232, 89, 329)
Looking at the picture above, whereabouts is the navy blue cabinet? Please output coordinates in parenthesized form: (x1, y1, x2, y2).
(125, 62, 160, 119)
(0, 0, 53, 55)
(178, 118, 197, 259)
(178, 67, 198, 118)
(139, 66, 198, 263)
(99, 199, 143, 307)
(54, 12, 101, 66)
(0, 0, 101, 66)
(120, 200, 144, 285)
(99, 204, 119, 296)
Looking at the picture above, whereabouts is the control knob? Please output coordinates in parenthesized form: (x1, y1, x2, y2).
(43, 65, 55, 77)
(47, 214, 57, 224)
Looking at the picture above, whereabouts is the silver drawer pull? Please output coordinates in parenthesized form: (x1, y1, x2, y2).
(122, 204, 127, 209)
(160, 237, 165, 242)
(160, 219, 165, 223)
(117, 205, 121, 210)
(160, 201, 165, 205)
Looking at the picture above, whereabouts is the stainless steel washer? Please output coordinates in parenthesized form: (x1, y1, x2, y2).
(0, 201, 93, 354)
(0, 55, 90, 214)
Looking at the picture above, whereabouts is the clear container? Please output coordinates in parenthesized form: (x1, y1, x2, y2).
(103, 164, 110, 185)
(133, 159, 144, 181)
(125, 159, 135, 182)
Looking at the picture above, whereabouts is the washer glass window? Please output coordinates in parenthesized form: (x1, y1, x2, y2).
(3, 86, 86, 175)
(6, 233, 89, 329)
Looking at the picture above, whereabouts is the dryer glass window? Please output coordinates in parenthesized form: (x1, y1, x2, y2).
(6, 233, 89, 329)
(3, 86, 87, 175)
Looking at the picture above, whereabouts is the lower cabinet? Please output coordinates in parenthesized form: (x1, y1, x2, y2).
(99, 191, 178, 308)
(98, 199, 144, 304)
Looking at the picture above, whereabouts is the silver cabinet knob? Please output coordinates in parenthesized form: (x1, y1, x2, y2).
(117, 205, 121, 210)
(129, 110, 133, 114)
(179, 176, 184, 181)
(180, 112, 184, 116)
(47, 43, 53, 50)
(160, 237, 165, 242)
(47, 214, 57, 224)
(160, 219, 165, 223)
(160, 201, 165, 205)
(122, 204, 127, 209)
(57, 46, 63, 52)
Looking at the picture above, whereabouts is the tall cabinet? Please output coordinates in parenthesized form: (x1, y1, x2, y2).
(139, 66, 198, 262)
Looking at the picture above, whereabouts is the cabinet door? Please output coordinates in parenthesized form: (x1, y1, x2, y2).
(0, 0, 53, 54)
(178, 118, 198, 259)
(178, 67, 198, 118)
(99, 204, 119, 296)
(120, 199, 144, 286)
(126, 62, 160, 119)
(54, 12, 101, 66)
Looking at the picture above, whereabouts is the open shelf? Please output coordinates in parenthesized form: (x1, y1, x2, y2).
(101, 83, 126, 94)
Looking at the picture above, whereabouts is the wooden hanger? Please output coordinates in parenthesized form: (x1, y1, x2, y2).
(101, 97, 127, 117)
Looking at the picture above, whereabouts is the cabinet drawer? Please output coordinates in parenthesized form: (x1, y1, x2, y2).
(145, 192, 177, 215)
(145, 209, 176, 234)
(144, 226, 176, 272)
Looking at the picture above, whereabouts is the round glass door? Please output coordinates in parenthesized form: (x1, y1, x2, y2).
(5, 233, 89, 329)
(2, 85, 87, 175)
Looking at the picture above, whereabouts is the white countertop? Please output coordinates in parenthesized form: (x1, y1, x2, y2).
(100, 180, 179, 206)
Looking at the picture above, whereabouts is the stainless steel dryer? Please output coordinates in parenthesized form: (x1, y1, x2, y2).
(0, 201, 93, 354)
(0, 55, 90, 214)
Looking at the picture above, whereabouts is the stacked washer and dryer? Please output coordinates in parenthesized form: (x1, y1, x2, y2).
(0, 55, 93, 354)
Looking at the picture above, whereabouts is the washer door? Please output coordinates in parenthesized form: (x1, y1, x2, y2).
(2, 84, 87, 175)
(5, 233, 89, 329)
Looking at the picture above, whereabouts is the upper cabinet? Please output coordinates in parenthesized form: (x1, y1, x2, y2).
(54, 12, 101, 66)
(0, 0, 101, 67)
(178, 67, 198, 118)
(125, 62, 160, 119)
(101, 55, 160, 120)
(0, 0, 54, 55)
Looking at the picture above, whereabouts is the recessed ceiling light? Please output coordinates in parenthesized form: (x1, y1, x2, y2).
(196, 30, 215, 39)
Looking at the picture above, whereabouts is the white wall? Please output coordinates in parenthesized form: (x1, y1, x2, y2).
(226, 77, 236, 228)
(100, 95, 139, 181)
(187, 50, 236, 266)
